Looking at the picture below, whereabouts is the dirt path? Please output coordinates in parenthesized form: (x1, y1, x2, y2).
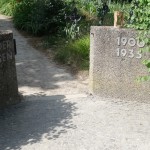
(1, 14, 150, 150)
(0, 14, 88, 97)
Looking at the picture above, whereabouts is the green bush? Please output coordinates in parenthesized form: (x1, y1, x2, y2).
(55, 35, 90, 69)
(13, 0, 66, 35)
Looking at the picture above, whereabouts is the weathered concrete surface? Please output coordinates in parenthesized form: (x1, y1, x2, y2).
(0, 30, 19, 107)
(90, 26, 150, 101)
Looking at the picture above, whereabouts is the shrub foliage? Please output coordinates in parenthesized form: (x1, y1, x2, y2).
(55, 35, 90, 69)
(129, 0, 150, 81)
(13, 0, 66, 35)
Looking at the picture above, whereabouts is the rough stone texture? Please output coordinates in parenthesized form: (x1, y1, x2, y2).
(90, 26, 150, 101)
(0, 30, 19, 107)
(1, 96, 150, 150)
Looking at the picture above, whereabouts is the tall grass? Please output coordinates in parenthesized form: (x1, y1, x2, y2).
(0, 0, 16, 16)
(55, 35, 90, 69)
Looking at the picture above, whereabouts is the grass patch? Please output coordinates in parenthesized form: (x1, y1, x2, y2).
(54, 35, 90, 70)
(0, 0, 16, 16)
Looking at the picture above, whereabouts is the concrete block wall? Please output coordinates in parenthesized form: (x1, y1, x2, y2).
(90, 26, 150, 101)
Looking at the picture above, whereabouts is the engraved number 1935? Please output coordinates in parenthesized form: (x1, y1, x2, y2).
(117, 48, 142, 59)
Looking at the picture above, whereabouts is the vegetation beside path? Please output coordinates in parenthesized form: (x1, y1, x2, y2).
(0, 0, 149, 79)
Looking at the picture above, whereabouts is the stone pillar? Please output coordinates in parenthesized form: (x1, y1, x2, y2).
(90, 26, 150, 101)
(0, 30, 20, 107)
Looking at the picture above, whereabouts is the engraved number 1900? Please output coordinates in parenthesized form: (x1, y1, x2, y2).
(117, 37, 145, 47)
(116, 37, 144, 59)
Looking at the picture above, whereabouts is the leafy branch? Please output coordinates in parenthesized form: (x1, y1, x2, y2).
(128, 0, 150, 81)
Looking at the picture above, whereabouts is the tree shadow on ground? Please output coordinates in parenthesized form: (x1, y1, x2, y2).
(0, 95, 77, 150)
(16, 59, 75, 91)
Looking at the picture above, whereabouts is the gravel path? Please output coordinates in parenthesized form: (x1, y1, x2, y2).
(0, 14, 150, 150)
(0, 15, 88, 96)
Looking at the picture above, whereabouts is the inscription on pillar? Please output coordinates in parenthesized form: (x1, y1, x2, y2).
(0, 40, 14, 64)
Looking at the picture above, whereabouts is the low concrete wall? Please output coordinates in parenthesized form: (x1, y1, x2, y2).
(90, 26, 150, 101)
(0, 30, 20, 107)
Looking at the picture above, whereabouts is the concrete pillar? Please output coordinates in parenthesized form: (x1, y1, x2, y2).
(0, 30, 20, 107)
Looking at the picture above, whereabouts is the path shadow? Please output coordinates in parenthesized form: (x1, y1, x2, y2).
(0, 95, 77, 150)
(16, 59, 75, 90)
